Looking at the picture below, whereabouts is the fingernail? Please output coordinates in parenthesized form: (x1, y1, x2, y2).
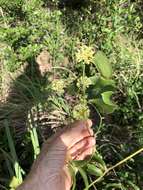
(88, 128, 94, 136)
(91, 137, 96, 145)
(86, 119, 92, 128)
(86, 119, 93, 135)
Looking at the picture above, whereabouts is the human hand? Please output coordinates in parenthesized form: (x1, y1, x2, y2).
(17, 120, 95, 190)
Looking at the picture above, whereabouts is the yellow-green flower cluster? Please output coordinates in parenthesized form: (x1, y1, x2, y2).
(76, 45, 94, 64)
(51, 79, 65, 94)
(77, 76, 92, 89)
(73, 103, 90, 120)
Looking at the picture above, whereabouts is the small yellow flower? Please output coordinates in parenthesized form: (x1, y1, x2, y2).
(51, 79, 65, 94)
(76, 45, 94, 64)
(77, 76, 92, 89)
(73, 103, 90, 120)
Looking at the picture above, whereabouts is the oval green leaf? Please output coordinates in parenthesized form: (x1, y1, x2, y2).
(101, 91, 116, 106)
(94, 51, 112, 79)
(93, 98, 117, 114)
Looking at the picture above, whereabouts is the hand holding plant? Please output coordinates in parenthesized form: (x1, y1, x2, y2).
(17, 120, 95, 190)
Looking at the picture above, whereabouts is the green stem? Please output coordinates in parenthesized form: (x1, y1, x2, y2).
(28, 111, 40, 159)
(0, 184, 9, 190)
(82, 63, 86, 97)
(0, 7, 8, 28)
(4, 120, 23, 184)
(85, 147, 143, 189)
(51, 66, 76, 78)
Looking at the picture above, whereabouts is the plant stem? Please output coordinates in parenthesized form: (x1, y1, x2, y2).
(0, 184, 9, 190)
(0, 7, 8, 28)
(52, 66, 76, 78)
(85, 147, 143, 189)
(28, 111, 40, 159)
(82, 63, 86, 97)
(4, 120, 23, 184)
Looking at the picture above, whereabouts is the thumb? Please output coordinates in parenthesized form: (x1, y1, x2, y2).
(60, 119, 93, 149)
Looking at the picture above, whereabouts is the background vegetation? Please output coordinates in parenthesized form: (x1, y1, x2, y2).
(0, 0, 143, 189)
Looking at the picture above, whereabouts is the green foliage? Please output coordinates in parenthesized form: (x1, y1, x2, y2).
(94, 51, 112, 79)
(4, 120, 23, 189)
(0, 0, 143, 189)
(70, 151, 107, 190)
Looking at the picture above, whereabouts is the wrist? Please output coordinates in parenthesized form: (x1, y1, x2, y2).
(17, 173, 61, 190)
(17, 174, 39, 190)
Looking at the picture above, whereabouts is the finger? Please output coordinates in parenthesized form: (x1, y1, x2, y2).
(44, 120, 92, 145)
(60, 120, 93, 148)
(42, 120, 93, 156)
(85, 119, 93, 136)
(63, 166, 72, 190)
(74, 146, 95, 160)
(69, 136, 95, 157)
(71, 119, 93, 136)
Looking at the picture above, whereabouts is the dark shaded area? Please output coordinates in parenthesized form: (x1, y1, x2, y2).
(0, 0, 26, 21)
(58, 0, 88, 9)
(0, 57, 56, 139)
(89, 104, 100, 131)
(0, 59, 54, 187)
(0, 60, 43, 135)
(43, 0, 89, 9)
(42, 0, 95, 40)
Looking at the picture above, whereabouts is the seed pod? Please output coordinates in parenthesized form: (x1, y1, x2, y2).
(92, 153, 107, 171)
(78, 167, 89, 189)
(93, 161, 106, 173)
(86, 163, 103, 177)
